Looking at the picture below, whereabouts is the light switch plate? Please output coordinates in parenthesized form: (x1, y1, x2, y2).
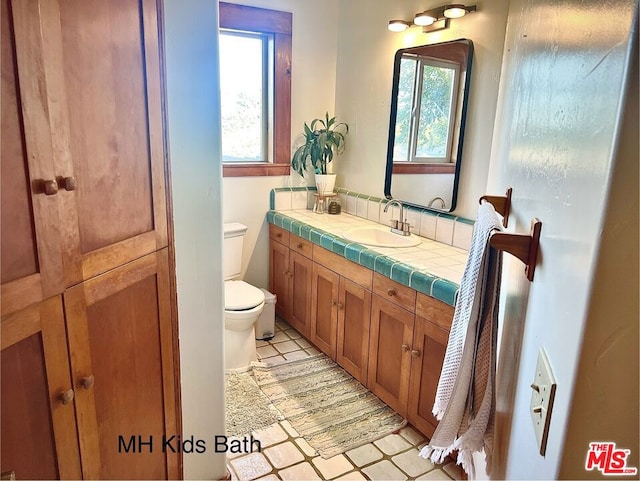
(530, 348, 557, 456)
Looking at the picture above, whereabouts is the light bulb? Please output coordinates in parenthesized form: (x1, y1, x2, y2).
(414, 11, 436, 26)
(388, 20, 410, 32)
(444, 4, 467, 19)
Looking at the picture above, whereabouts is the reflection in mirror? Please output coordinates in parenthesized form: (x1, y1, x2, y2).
(384, 39, 473, 212)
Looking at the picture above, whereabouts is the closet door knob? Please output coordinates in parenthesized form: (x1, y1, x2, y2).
(58, 389, 74, 405)
(80, 375, 95, 389)
(62, 176, 77, 191)
(401, 344, 410, 352)
(43, 180, 59, 195)
(411, 349, 421, 357)
(387, 288, 396, 297)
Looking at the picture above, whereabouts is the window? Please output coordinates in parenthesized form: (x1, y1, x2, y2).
(394, 55, 460, 165)
(219, 3, 292, 177)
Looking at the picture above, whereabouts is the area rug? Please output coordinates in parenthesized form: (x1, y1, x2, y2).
(225, 371, 284, 437)
(252, 354, 407, 458)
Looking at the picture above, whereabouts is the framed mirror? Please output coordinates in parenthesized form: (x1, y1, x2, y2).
(384, 39, 473, 212)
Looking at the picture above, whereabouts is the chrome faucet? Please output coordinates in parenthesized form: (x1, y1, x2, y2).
(383, 199, 411, 236)
(427, 196, 446, 209)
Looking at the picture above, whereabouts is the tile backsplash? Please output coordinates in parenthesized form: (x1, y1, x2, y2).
(270, 187, 475, 251)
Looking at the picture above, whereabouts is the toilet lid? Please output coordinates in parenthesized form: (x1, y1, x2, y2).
(225, 281, 265, 311)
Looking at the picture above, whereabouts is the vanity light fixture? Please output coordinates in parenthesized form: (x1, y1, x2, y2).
(388, 19, 411, 32)
(388, 3, 476, 33)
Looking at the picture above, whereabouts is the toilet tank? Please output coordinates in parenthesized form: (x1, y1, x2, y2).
(223, 223, 248, 280)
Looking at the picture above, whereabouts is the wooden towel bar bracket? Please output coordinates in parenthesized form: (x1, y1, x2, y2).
(490, 218, 542, 281)
(479, 187, 512, 227)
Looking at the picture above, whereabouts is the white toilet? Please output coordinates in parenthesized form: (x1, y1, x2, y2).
(224, 223, 265, 371)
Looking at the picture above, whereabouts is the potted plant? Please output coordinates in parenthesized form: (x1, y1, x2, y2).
(291, 112, 349, 194)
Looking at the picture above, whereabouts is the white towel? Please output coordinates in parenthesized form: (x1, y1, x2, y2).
(419, 201, 503, 478)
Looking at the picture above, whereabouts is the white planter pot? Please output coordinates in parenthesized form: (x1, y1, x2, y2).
(315, 173, 337, 194)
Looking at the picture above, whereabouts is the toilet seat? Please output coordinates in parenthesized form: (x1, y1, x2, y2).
(225, 280, 265, 311)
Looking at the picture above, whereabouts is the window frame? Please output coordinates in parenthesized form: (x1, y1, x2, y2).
(391, 55, 459, 175)
(219, 2, 292, 177)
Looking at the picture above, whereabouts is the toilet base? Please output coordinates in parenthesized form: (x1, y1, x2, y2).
(224, 325, 258, 371)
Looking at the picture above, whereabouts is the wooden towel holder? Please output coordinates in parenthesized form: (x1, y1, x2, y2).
(479, 187, 512, 227)
(480, 187, 542, 282)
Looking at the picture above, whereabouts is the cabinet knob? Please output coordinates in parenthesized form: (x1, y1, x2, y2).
(296, 243, 303, 249)
(43, 179, 59, 196)
(58, 389, 74, 405)
(80, 375, 95, 389)
(276, 233, 282, 238)
(336, 302, 344, 309)
(62, 176, 77, 191)
(387, 288, 396, 297)
(401, 344, 410, 352)
(411, 349, 421, 357)
(331, 300, 337, 306)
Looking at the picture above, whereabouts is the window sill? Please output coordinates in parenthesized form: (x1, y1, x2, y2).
(392, 163, 456, 174)
(223, 163, 291, 177)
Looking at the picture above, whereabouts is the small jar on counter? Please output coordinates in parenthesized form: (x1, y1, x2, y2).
(327, 199, 341, 215)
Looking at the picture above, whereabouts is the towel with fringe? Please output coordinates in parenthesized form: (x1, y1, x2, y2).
(419, 201, 503, 478)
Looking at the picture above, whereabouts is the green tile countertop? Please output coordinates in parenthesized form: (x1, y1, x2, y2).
(267, 209, 469, 307)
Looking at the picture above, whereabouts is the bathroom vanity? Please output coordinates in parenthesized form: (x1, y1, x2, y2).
(268, 212, 461, 438)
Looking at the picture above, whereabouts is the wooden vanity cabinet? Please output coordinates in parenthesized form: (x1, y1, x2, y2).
(269, 225, 312, 337)
(269, 227, 455, 437)
(310, 263, 340, 358)
(407, 293, 454, 437)
(287, 251, 313, 338)
(310, 246, 373, 384)
(335, 278, 371, 384)
(310, 259, 372, 385)
(368, 275, 454, 429)
(268, 226, 290, 318)
(368, 294, 415, 417)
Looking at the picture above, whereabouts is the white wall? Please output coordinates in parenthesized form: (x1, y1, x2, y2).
(486, 1, 637, 479)
(334, 0, 509, 219)
(222, 0, 339, 289)
(559, 47, 638, 478)
(163, 1, 227, 478)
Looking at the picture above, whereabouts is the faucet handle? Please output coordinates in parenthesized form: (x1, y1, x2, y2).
(402, 222, 411, 233)
(390, 219, 399, 229)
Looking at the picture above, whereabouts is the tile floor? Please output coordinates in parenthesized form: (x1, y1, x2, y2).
(227, 318, 465, 481)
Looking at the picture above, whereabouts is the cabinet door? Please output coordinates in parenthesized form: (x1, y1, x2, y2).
(1, 0, 65, 316)
(269, 240, 290, 319)
(368, 295, 414, 417)
(408, 316, 449, 438)
(11, 0, 168, 287)
(310, 263, 339, 359)
(287, 251, 312, 338)
(63, 249, 178, 480)
(1, 297, 81, 479)
(336, 278, 371, 385)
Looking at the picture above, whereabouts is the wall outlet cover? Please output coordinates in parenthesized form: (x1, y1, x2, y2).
(530, 347, 557, 456)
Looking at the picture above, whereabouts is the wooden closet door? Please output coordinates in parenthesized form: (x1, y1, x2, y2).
(63, 249, 178, 480)
(1, 297, 81, 479)
(59, 0, 167, 283)
(11, 0, 168, 287)
(1, 0, 65, 316)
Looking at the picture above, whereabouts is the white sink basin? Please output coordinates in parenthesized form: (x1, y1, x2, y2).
(342, 226, 421, 248)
